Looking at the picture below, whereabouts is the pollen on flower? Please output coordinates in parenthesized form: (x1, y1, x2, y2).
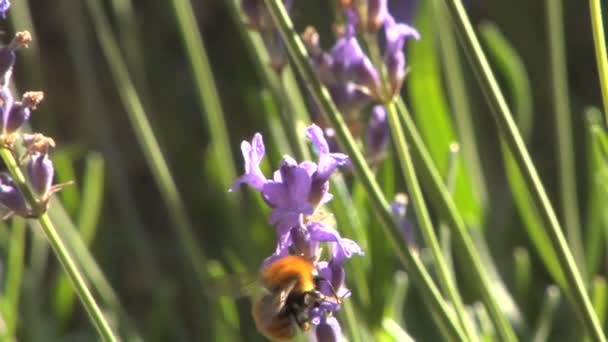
(23, 133, 55, 155)
(21, 91, 44, 109)
(12, 31, 32, 49)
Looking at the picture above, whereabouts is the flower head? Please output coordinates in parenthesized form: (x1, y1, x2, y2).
(27, 152, 54, 197)
(231, 125, 363, 338)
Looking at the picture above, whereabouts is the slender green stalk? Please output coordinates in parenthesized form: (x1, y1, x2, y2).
(262, 1, 467, 340)
(168, 0, 237, 190)
(531, 286, 561, 342)
(396, 100, 517, 342)
(442, 1, 605, 340)
(545, 0, 586, 278)
(0, 149, 117, 342)
(386, 101, 477, 341)
(432, 0, 487, 205)
(590, 0, 608, 124)
(2, 218, 26, 339)
(84, 0, 210, 286)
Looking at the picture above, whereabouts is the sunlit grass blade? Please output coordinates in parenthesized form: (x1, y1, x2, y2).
(53, 153, 105, 329)
(545, 0, 585, 278)
(385, 100, 478, 341)
(584, 107, 608, 276)
(168, 0, 237, 190)
(479, 22, 533, 139)
(531, 286, 561, 342)
(513, 247, 532, 318)
(441, 1, 604, 339)
(84, 0, 210, 286)
(589, 0, 608, 123)
(408, 1, 483, 229)
(396, 99, 519, 340)
(262, 1, 467, 339)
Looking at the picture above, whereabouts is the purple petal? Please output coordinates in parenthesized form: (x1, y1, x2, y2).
(27, 153, 53, 196)
(332, 237, 364, 264)
(229, 133, 267, 192)
(384, 15, 420, 57)
(315, 316, 343, 342)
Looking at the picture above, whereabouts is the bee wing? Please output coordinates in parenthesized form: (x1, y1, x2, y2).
(205, 272, 261, 299)
(270, 278, 298, 315)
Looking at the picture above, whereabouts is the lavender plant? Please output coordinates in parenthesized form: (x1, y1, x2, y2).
(231, 124, 363, 340)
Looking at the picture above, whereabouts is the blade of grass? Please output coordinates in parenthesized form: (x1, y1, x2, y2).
(545, 0, 586, 278)
(386, 101, 478, 341)
(396, 98, 520, 341)
(584, 107, 608, 276)
(478, 22, 533, 139)
(53, 153, 105, 329)
(589, 0, 608, 123)
(408, 1, 483, 228)
(531, 286, 561, 342)
(168, 0, 237, 190)
(262, 1, 467, 339)
(84, 0, 210, 287)
(441, 1, 604, 339)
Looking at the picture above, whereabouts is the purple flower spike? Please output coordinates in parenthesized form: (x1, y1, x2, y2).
(0, 173, 28, 216)
(0, 0, 9, 19)
(27, 153, 54, 196)
(230, 133, 267, 192)
(314, 316, 343, 342)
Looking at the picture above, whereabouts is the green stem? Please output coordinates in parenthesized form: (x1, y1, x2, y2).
(386, 101, 477, 341)
(442, 1, 605, 340)
(168, 0, 237, 190)
(0, 149, 117, 342)
(396, 99, 517, 342)
(590, 0, 608, 124)
(545, 0, 586, 279)
(262, 1, 466, 340)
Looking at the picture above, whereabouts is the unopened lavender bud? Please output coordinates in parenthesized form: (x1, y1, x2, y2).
(0, 173, 28, 216)
(391, 193, 415, 246)
(353, 57, 381, 100)
(0, 31, 30, 83)
(366, 105, 389, 160)
(4, 92, 43, 134)
(27, 153, 53, 196)
(23, 133, 56, 154)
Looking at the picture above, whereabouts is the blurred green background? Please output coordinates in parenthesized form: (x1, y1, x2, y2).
(1, 0, 607, 341)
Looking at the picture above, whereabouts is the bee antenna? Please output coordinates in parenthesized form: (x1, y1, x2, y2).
(314, 276, 342, 304)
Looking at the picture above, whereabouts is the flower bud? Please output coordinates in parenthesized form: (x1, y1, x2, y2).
(27, 153, 54, 197)
(0, 173, 28, 216)
(4, 92, 43, 134)
(0, 31, 31, 84)
(315, 316, 343, 342)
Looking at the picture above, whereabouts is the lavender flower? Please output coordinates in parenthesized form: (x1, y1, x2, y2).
(231, 124, 363, 339)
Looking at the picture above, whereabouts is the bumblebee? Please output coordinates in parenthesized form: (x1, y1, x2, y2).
(252, 255, 338, 341)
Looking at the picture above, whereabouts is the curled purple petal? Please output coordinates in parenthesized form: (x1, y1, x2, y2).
(230, 133, 267, 192)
